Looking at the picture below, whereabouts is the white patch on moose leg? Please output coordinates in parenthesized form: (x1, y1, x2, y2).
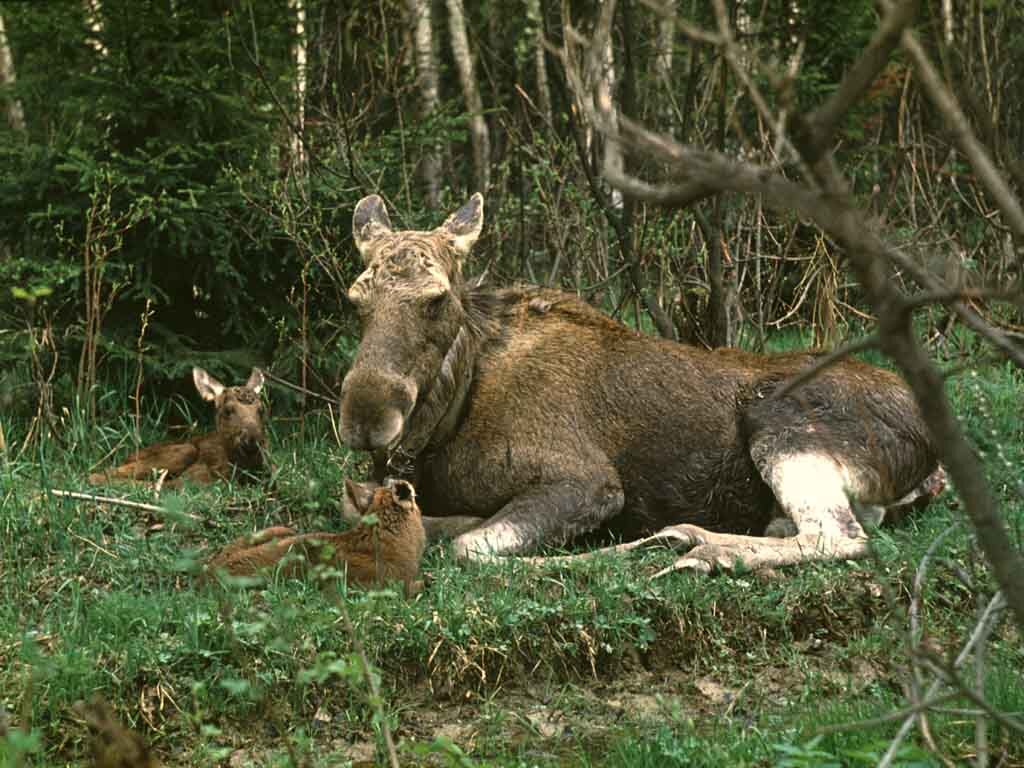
(768, 453, 866, 543)
(452, 522, 526, 561)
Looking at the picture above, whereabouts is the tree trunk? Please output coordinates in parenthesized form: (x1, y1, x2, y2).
(526, 0, 552, 124)
(445, 0, 490, 193)
(408, 0, 441, 208)
(596, 9, 623, 210)
(0, 11, 25, 132)
(82, 0, 108, 58)
(705, 42, 730, 349)
(654, 0, 675, 133)
(289, 0, 307, 170)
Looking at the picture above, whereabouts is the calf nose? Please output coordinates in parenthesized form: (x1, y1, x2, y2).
(240, 432, 262, 451)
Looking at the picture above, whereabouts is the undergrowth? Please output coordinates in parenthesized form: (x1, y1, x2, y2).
(1, 355, 1022, 767)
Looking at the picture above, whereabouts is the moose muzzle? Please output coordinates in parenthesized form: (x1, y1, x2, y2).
(339, 368, 418, 451)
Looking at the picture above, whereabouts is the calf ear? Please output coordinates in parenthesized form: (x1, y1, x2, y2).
(341, 478, 377, 523)
(440, 193, 484, 257)
(193, 367, 225, 402)
(353, 195, 393, 261)
(246, 368, 265, 394)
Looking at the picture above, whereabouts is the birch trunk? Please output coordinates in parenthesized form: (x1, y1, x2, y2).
(526, 0, 552, 123)
(0, 11, 25, 132)
(82, 0, 109, 58)
(597, 17, 623, 209)
(289, 0, 307, 169)
(445, 0, 490, 193)
(654, 0, 675, 133)
(408, 0, 441, 207)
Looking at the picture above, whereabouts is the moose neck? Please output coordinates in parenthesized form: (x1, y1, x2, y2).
(381, 312, 482, 479)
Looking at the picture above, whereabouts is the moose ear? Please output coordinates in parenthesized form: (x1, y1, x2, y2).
(193, 367, 225, 402)
(352, 195, 393, 260)
(246, 367, 265, 394)
(440, 193, 484, 257)
(341, 478, 377, 523)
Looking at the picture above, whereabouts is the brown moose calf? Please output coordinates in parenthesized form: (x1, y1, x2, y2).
(88, 367, 269, 488)
(206, 478, 427, 595)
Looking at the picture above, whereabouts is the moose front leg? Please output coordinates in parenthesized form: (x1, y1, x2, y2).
(421, 515, 486, 543)
(451, 473, 625, 560)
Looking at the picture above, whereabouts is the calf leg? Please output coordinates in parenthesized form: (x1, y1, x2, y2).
(452, 469, 625, 560)
(88, 442, 198, 485)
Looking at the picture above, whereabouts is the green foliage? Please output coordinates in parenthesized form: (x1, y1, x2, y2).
(0, 0, 362, 414)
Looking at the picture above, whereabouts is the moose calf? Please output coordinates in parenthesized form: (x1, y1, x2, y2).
(88, 367, 269, 488)
(206, 478, 427, 595)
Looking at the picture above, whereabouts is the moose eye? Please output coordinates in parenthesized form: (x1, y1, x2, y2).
(423, 291, 449, 318)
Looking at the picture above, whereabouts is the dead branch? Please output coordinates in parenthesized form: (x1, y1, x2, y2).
(769, 335, 879, 401)
(883, 0, 1024, 250)
(49, 489, 205, 524)
(798, 0, 921, 163)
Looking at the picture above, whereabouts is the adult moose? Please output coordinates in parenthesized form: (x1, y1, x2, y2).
(339, 193, 942, 573)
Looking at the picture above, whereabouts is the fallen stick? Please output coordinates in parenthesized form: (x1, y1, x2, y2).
(48, 488, 206, 524)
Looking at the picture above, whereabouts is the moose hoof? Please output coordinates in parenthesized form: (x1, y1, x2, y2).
(654, 543, 736, 577)
(640, 523, 706, 552)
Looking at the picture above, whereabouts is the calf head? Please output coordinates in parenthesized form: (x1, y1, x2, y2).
(340, 194, 483, 453)
(193, 367, 267, 467)
(343, 476, 421, 533)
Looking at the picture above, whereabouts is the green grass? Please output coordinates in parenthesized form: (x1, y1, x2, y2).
(1, 358, 1023, 767)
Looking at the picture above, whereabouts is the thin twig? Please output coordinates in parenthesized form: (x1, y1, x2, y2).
(815, 691, 957, 736)
(916, 650, 1024, 737)
(261, 370, 336, 405)
(878, 592, 1007, 767)
(909, 524, 962, 765)
(68, 531, 118, 559)
(901, 287, 1023, 314)
(48, 489, 205, 523)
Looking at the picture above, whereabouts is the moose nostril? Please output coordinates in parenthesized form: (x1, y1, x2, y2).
(339, 370, 417, 451)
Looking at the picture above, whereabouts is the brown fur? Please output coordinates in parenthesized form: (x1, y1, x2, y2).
(88, 367, 269, 488)
(338, 194, 942, 569)
(73, 697, 160, 768)
(206, 479, 426, 595)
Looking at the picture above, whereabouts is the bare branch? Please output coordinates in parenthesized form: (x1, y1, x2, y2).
(49, 489, 206, 524)
(885, 0, 1024, 250)
(770, 335, 879, 401)
(799, 1, 920, 162)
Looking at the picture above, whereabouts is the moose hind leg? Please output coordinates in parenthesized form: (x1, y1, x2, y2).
(641, 452, 871, 575)
(451, 470, 625, 560)
(764, 453, 866, 541)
